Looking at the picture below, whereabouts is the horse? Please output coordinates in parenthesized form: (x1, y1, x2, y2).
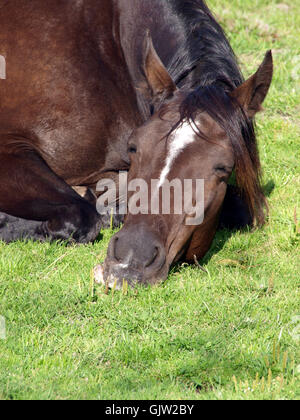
(96, 1, 273, 287)
(0, 1, 272, 286)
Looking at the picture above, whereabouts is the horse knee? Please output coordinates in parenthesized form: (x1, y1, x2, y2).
(45, 201, 101, 243)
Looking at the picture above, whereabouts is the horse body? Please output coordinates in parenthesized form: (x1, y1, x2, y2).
(0, 0, 207, 241)
(0, 0, 147, 241)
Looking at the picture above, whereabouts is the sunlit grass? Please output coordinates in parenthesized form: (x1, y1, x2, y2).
(0, 0, 299, 400)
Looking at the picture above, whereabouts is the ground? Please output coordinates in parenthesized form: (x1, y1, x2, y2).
(0, 0, 299, 400)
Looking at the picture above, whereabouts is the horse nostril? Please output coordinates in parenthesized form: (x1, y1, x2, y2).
(113, 237, 118, 259)
(145, 244, 166, 270)
(145, 246, 159, 268)
(112, 233, 133, 264)
(107, 234, 120, 260)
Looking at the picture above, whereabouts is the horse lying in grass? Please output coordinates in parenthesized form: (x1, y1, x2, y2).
(0, 1, 272, 287)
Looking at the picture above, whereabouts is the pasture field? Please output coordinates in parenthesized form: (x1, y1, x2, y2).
(0, 0, 299, 400)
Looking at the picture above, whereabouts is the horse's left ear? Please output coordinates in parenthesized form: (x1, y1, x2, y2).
(230, 50, 273, 118)
(142, 31, 177, 105)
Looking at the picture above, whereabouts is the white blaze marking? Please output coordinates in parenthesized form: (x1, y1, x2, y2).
(158, 121, 197, 188)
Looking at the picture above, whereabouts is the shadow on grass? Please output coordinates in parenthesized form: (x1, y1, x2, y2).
(263, 180, 275, 197)
(192, 180, 276, 267)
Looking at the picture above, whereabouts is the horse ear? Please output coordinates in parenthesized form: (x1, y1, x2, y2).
(230, 51, 273, 118)
(142, 31, 177, 104)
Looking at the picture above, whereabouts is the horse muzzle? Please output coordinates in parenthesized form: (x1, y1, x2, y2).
(94, 224, 168, 289)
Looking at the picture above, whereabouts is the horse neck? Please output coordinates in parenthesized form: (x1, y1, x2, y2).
(115, 0, 187, 121)
(115, 0, 244, 117)
(84, 0, 145, 128)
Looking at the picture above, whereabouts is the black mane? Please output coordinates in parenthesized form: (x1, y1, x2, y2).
(119, 0, 243, 115)
(166, 0, 244, 90)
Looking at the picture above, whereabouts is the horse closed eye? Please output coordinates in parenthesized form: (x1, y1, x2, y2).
(214, 166, 231, 179)
(215, 166, 227, 173)
(128, 144, 137, 154)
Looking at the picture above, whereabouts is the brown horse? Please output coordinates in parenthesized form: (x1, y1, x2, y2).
(0, 1, 272, 285)
(97, 2, 273, 287)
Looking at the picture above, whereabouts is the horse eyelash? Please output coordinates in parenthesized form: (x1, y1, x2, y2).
(214, 166, 227, 172)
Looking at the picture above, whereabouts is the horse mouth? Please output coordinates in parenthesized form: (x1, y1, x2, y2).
(93, 263, 138, 290)
(93, 259, 168, 290)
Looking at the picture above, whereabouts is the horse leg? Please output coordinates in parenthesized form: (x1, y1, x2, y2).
(0, 211, 47, 242)
(0, 148, 101, 243)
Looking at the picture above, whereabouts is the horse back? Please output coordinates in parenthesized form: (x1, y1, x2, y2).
(0, 0, 140, 185)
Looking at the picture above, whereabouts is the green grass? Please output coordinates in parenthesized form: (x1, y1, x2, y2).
(0, 0, 299, 400)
